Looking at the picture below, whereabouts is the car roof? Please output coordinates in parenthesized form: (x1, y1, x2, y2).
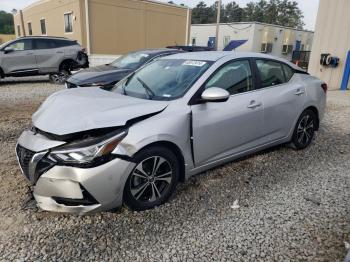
(130, 48, 182, 55)
(17, 36, 74, 41)
(162, 51, 301, 70)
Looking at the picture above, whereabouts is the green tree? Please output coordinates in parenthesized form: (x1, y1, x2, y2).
(276, 0, 305, 28)
(0, 10, 14, 34)
(242, 2, 256, 22)
(264, 0, 279, 24)
(191, 0, 305, 29)
(191, 1, 216, 24)
(255, 0, 268, 22)
(224, 2, 244, 23)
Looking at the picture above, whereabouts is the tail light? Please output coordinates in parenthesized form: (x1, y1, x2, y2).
(321, 83, 328, 93)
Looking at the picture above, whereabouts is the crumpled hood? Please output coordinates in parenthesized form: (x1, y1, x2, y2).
(68, 65, 132, 86)
(32, 87, 168, 135)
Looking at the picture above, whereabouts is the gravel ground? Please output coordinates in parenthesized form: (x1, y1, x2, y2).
(0, 77, 349, 261)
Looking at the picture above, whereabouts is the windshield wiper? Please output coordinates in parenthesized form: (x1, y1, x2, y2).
(136, 77, 155, 99)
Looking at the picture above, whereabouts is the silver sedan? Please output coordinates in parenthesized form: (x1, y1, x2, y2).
(16, 52, 327, 213)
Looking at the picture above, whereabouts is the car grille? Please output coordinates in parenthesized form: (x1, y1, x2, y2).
(16, 144, 35, 181)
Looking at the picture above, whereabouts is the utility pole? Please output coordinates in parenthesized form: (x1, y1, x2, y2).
(215, 0, 221, 51)
(19, 10, 26, 37)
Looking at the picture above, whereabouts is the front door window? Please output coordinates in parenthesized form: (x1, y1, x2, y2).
(205, 60, 254, 95)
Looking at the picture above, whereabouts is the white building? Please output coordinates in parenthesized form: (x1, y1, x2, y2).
(308, 0, 350, 90)
(190, 22, 314, 60)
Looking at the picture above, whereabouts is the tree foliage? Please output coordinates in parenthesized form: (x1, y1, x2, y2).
(191, 0, 305, 29)
(0, 10, 14, 34)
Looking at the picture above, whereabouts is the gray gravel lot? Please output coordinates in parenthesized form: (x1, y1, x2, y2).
(0, 77, 349, 261)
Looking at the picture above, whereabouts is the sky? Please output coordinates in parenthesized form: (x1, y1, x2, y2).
(0, 0, 319, 30)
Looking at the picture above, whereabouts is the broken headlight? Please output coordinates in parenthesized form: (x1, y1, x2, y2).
(49, 130, 127, 165)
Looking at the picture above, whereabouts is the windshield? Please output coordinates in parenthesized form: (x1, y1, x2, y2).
(112, 59, 212, 100)
(110, 52, 151, 69)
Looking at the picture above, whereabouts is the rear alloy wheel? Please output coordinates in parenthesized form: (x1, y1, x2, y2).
(49, 69, 70, 85)
(124, 147, 179, 211)
(291, 109, 317, 150)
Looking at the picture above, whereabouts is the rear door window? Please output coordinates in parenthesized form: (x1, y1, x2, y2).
(256, 59, 286, 88)
(54, 39, 76, 48)
(34, 39, 56, 49)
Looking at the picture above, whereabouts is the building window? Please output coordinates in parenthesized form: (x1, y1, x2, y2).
(191, 37, 196, 46)
(40, 19, 46, 35)
(64, 12, 73, 33)
(261, 43, 273, 53)
(28, 22, 32, 35)
(223, 36, 230, 48)
(282, 44, 293, 54)
(17, 25, 21, 37)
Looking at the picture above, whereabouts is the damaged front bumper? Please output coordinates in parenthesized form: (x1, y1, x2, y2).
(16, 130, 135, 214)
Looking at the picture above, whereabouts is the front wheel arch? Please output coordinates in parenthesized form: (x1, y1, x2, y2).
(131, 141, 186, 183)
(59, 59, 76, 72)
(123, 144, 180, 211)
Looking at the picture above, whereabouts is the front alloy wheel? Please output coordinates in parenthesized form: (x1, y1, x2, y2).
(124, 147, 179, 211)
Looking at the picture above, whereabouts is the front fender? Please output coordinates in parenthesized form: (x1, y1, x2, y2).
(113, 107, 194, 173)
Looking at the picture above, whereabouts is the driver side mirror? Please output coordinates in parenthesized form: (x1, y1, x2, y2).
(201, 87, 230, 102)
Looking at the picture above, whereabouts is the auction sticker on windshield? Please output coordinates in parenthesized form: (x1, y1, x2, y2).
(182, 60, 207, 67)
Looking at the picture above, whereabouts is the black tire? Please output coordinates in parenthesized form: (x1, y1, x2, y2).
(0, 68, 4, 81)
(49, 69, 70, 85)
(124, 146, 179, 211)
(291, 109, 317, 150)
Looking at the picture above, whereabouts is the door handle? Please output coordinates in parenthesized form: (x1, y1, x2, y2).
(294, 89, 305, 95)
(26, 52, 34, 55)
(247, 100, 262, 109)
(56, 51, 64, 53)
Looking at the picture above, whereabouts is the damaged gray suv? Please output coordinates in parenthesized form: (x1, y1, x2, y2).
(16, 52, 326, 213)
(0, 36, 88, 84)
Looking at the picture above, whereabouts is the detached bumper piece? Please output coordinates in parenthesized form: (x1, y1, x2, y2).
(34, 195, 100, 214)
(52, 185, 98, 206)
(34, 178, 100, 214)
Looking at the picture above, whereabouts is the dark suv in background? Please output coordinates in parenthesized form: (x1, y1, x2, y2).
(0, 36, 88, 84)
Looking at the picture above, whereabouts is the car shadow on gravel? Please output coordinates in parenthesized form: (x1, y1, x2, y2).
(172, 130, 349, 208)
